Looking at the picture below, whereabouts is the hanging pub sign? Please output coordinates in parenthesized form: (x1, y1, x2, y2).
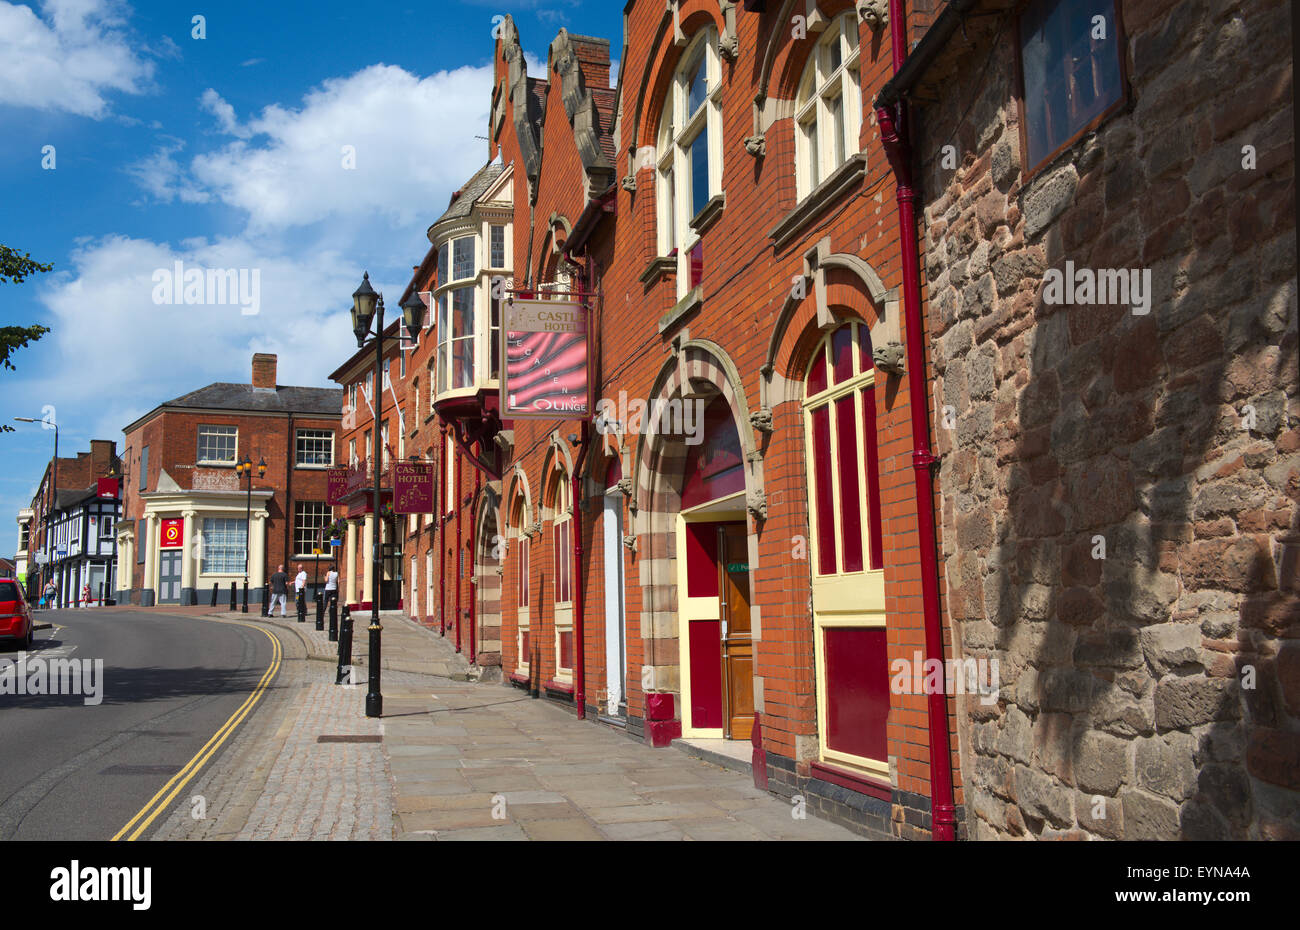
(392, 462, 434, 514)
(160, 518, 183, 549)
(326, 467, 349, 505)
(501, 298, 589, 419)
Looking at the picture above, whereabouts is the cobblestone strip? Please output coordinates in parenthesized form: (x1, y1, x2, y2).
(235, 665, 394, 840)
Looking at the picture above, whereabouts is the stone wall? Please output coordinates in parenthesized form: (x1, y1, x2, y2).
(918, 0, 1297, 838)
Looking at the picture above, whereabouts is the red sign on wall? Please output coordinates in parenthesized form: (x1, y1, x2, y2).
(160, 518, 183, 549)
(97, 477, 120, 499)
(326, 467, 349, 505)
(501, 298, 589, 419)
(392, 462, 434, 514)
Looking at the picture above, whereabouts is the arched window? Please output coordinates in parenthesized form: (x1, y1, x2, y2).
(655, 25, 722, 299)
(803, 320, 880, 575)
(548, 465, 574, 681)
(794, 12, 862, 198)
(803, 319, 888, 778)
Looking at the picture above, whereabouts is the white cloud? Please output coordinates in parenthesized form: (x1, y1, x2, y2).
(124, 138, 210, 203)
(21, 234, 366, 439)
(199, 88, 251, 139)
(184, 64, 492, 231)
(0, 0, 153, 118)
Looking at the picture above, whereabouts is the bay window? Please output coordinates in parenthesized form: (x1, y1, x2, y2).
(795, 12, 862, 199)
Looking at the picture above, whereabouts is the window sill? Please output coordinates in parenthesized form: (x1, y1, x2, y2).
(294, 464, 333, 470)
(658, 285, 702, 334)
(639, 255, 675, 287)
(543, 679, 575, 697)
(769, 153, 867, 251)
(688, 192, 725, 237)
(808, 759, 892, 801)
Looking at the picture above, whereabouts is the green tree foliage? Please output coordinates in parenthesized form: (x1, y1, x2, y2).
(0, 244, 53, 374)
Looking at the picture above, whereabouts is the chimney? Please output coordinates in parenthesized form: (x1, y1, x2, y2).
(252, 353, 278, 392)
(89, 440, 116, 475)
(567, 34, 611, 94)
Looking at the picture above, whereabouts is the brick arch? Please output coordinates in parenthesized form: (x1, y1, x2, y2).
(505, 466, 534, 531)
(630, 344, 758, 678)
(538, 435, 575, 520)
(632, 1, 726, 152)
(762, 246, 896, 409)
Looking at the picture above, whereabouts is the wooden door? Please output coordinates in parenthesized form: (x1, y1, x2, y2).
(718, 522, 753, 740)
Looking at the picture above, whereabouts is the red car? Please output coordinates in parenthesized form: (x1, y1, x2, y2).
(0, 579, 35, 651)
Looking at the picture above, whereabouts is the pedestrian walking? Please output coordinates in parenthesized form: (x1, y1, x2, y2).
(41, 579, 56, 610)
(324, 563, 339, 601)
(269, 564, 289, 616)
(294, 563, 308, 616)
(81, 582, 91, 608)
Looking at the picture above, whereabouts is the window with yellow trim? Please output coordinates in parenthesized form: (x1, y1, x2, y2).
(548, 467, 574, 681)
(802, 320, 889, 777)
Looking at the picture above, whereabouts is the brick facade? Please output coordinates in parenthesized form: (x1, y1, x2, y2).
(118, 354, 342, 608)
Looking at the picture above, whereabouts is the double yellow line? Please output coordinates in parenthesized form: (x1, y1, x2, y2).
(112, 621, 282, 841)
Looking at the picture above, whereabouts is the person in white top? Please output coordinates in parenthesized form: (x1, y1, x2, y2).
(324, 563, 339, 600)
(294, 565, 307, 593)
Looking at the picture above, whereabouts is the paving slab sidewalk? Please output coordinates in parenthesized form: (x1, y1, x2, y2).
(171, 606, 863, 841)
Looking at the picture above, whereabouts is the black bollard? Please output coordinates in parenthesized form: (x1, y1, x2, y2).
(211, 583, 218, 607)
(328, 595, 338, 642)
(296, 589, 307, 623)
(229, 581, 237, 610)
(336, 605, 354, 684)
(315, 592, 324, 631)
(241, 582, 249, 614)
(261, 584, 270, 617)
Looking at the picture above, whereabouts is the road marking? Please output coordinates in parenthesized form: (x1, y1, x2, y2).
(111, 619, 282, 841)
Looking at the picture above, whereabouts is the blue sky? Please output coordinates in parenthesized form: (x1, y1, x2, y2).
(0, 0, 622, 552)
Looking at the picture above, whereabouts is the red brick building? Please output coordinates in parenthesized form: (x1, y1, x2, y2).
(329, 320, 411, 610)
(413, 3, 960, 838)
(117, 354, 342, 608)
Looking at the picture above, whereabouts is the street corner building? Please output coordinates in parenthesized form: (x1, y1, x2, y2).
(22, 439, 123, 609)
(330, 0, 1296, 840)
(116, 354, 343, 608)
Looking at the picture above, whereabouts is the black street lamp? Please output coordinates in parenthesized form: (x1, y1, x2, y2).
(236, 455, 267, 613)
(350, 271, 423, 718)
(14, 416, 57, 602)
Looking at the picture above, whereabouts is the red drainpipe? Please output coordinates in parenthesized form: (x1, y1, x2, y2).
(439, 424, 448, 637)
(470, 467, 480, 662)
(571, 421, 590, 719)
(455, 441, 463, 654)
(876, 0, 957, 842)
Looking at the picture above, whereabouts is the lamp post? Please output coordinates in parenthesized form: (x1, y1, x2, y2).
(350, 271, 423, 718)
(14, 416, 57, 602)
(236, 455, 267, 613)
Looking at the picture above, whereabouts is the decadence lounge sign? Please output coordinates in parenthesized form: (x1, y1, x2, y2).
(502, 298, 589, 419)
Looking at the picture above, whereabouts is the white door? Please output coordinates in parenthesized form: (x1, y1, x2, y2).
(602, 494, 626, 716)
(410, 556, 419, 618)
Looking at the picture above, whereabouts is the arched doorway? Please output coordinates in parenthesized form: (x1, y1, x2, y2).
(674, 394, 753, 740)
(475, 491, 503, 667)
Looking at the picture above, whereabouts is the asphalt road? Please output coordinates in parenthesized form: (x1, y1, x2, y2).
(0, 609, 279, 841)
